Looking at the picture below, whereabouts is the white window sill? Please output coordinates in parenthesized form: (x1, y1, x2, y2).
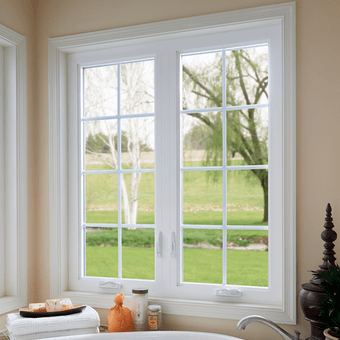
(0, 296, 27, 315)
(54, 291, 295, 325)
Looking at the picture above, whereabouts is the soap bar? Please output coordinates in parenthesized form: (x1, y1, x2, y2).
(45, 298, 73, 312)
(28, 303, 46, 312)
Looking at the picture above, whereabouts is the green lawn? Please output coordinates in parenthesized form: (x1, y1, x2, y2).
(85, 163, 267, 227)
(85, 161, 268, 286)
(86, 246, 268, 287)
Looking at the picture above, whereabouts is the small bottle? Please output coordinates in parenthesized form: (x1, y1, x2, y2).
(131, 288, 148, 331)
(148, 305, 162, 331)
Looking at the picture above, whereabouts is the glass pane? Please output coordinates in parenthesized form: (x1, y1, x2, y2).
(84, 120, 118, 170)
(183, 171, 222, 225)
(121, 60, 154, 115)
(227, 230, 268, 287)
(227, 108, 268, 166)
(122, 228, 154, 280)
(182, 112, 222, 167)
(85, 174, 118, 224)
(227, 170, 268, 226)
(84, 65, 117, 118)
(121, 117, 154, 169)
(182, 51, 222, 110)
(226, 46, 268, 106)
(183, 228, 222, 284)
(121, 172, 154, 224)
(86, 227, 118, 277)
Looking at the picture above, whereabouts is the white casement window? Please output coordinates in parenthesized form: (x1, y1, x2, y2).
(49, 2, 295, 324)
(0, 24, 27, 314)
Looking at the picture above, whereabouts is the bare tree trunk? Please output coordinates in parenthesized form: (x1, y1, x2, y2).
(121, 175, 130, 224)
(261, 173, 268, 223)
(126, 118, 141, 224)
(129, 172, 141, 224)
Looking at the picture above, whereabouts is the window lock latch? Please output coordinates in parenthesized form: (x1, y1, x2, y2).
(157, 231, 162, 258)
(215, 289, 242, 297)
(170, 232, 176, 258)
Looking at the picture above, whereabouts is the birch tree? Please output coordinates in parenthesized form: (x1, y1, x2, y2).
(85, 60, 154, 224)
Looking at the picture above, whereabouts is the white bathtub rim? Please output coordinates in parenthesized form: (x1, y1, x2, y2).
(40, 330, 243, 340)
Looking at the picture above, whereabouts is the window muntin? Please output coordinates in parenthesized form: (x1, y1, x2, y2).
(180, 46, 268, 287)
(82, 59, 155, 280)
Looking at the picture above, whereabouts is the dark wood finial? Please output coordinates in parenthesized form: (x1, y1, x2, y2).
(299, 203, 338, 340)
(310, 203, 337, 286)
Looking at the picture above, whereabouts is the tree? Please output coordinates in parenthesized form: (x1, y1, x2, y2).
(84, 60, 154, 224)
(182, 48, 269, 222)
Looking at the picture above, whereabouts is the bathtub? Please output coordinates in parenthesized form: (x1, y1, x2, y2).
(42, 331, 243, 340)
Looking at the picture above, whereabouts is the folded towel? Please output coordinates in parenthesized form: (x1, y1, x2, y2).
(8, 326, 99, 340)
(6, 306, 100, 336)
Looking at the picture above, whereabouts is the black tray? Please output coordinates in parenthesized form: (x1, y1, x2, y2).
(20, 305, 86, 318)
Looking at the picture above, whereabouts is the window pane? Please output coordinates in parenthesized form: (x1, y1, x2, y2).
(84, 65, 117, 118)
(226, 46, 268, 106)
(84, 120, 118, 170)
(121, 172, 154, 224)
(122, 228, 154, 280)
(85, 174, 118, 224)
(86, 227, 118, 278)
(121, 117, 154, 169)
(183, 171, 222, 225)
(227, 108, 268, 166)
(182, 51, 222, 110)
(227, 230, 268, 287)
(182, 112, 222, 167)
(183, 228, 222, 284)
(226, 170, 268, 226)
(121, 60, 154, 115)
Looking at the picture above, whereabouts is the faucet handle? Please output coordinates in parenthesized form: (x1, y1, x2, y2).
(295, 330, 301, 340)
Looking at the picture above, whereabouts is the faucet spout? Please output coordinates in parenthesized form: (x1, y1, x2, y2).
(237, 315, 301, 340)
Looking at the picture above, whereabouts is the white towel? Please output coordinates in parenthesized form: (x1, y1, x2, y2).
(7, 326, 99, 340)
(6, 306, 100, 336)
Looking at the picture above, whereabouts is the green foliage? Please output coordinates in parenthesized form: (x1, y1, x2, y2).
(86, 228, 267, 248)
(86, 228, 154, 247)
(86, 132, 153, 155)
(314, 265, 340, 337)
(86, 133, 110, 154)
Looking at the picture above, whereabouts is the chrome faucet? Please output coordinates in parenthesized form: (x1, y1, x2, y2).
(237, 315, 301, 340)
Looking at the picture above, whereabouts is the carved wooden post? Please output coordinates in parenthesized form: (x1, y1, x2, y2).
(299, 203, 337, 340)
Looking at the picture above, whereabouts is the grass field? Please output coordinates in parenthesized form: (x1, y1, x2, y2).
(85, 163, 267, 227)
(86, 246, 268, 287)
(84, 161, 268, 286)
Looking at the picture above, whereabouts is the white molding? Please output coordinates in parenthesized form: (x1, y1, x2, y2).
(15, 27, 28, 312)
(50, 2, 293, 54)
(49, 2, 296, 324)
(0, 24, 27, 314)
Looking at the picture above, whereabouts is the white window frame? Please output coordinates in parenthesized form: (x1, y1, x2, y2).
(0, 23, 27, 314)
(49, 2, 295, 324)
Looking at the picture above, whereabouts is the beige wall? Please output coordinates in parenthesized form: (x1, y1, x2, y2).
(1, 0, 340, 338)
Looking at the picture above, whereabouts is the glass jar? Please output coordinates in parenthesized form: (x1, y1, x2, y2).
(131, 288, 148, 331)
(148, 305, 162, 331)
